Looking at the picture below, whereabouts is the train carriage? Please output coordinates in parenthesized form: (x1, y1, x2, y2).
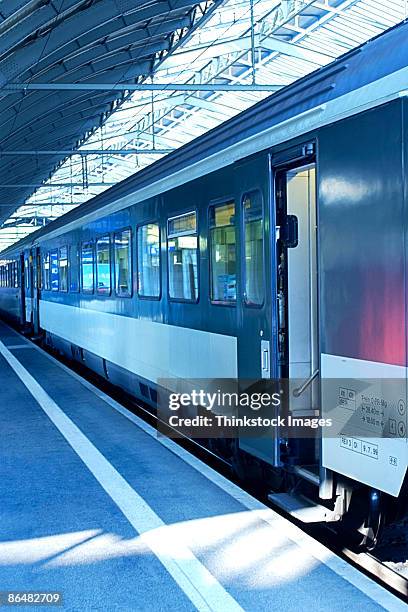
(1, 19, 408, 546)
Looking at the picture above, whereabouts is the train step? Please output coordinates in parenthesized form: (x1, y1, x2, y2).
(268, 492, 341, 523)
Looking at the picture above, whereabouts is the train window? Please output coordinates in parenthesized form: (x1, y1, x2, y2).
(69, 245, 80, 292)
(168, 211, 198, 302)
(50, 250, 59, 291)
(96, 235, 111, 295)
(81, 242, 94, 293)
(25, 258, 30, 290)
(12, 262, 17, 288)
(243, 191, 264, 306)
(137, 223, 160, 298)
(43, 253, 50, 290)
(209, 201, 236, 303)
(114, 229, 132, 297)
(59, 246, 68, 292)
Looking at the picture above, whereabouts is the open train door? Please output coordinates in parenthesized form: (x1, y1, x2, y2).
(273, 142, 331, 496)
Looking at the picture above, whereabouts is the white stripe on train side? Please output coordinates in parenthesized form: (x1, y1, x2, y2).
(39, 300, 238, 383)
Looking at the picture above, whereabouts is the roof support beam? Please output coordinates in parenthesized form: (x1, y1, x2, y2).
(0, 183, 117, 188)
(260, 36, 334, 64)
(0, 203, 80, 207)
(3, 82, 282, 93)
(0, 149, 173, 156)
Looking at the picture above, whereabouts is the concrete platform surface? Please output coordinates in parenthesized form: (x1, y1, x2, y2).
(0, 321, 405, 612)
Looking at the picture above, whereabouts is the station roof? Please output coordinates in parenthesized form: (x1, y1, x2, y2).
(0, 0, 407, 251)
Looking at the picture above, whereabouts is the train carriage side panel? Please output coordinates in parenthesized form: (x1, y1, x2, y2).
(319, 99, 407, 496)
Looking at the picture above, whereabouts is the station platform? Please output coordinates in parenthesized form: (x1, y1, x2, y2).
(0, 319, 405, 612)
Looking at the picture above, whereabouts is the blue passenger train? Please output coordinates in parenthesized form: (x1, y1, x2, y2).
(2, 20, 408, 546)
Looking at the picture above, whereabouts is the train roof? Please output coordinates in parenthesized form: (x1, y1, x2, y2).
(2, 18, 408, 257)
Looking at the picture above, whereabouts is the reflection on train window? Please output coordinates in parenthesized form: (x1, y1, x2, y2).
(59, 246, 68, 292)
(137, 223, 160, 298)
(96, 235, 111, 295)
(168, 211, 198, 302)
(43, 253, 50, 290)
(243, 191, 264, 306)
(114, 229, 132, 297)
(81, 242, 94, 293)
(69, 245, 80, 292)
(209, 201, 236, 303)
(50, 250, 59, 291)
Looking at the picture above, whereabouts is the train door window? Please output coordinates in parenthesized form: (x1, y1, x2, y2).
(50, 250, 59, 291)
(168, 211, 198, 302)
(137, 223, 160, 298)
(25, 258, 30, 290)
(114, 229, 132, 297)
(12, 262, 17, 288)
(243, 191, 264, 306)
(43, 253, 50, 290)
(69, 245, 80, 292)
(96, 235, 111, 295)
(59, 246, 68, 292)
(81, 242, 94, 293)
(209, 201, 236, 303)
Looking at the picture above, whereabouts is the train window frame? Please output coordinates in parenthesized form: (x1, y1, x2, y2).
(96, 234, 112, 296)
(81, 241, 95, 294)
(43, 252, 51, 291)
(208, 198, 237, 307)
(167, 209, 199, 304)
(69, 244, 80, 293)
(136, 221, 161, 300)
(241, 189, 265, 309)
(113, 227, 133, 298)
(50, 249, 59, 292)
(13, 261, 18, 288)
(58, 246, 69, 293)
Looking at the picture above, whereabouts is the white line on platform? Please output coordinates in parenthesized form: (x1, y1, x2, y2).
(0, 338, 243, 612)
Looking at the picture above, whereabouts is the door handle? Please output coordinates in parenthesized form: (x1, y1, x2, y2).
(293, 369, 319, 397)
